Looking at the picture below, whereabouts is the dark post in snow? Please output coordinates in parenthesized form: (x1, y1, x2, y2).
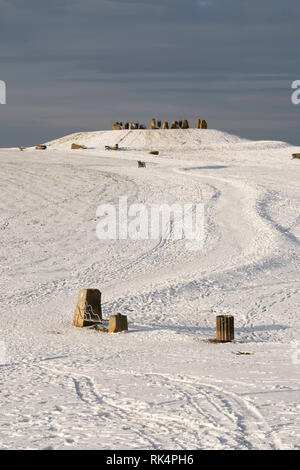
(216, 315, 234, 342)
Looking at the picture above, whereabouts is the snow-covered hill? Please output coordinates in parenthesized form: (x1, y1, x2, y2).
(45, 128, 288, 152)
(0, 129, 299, 449)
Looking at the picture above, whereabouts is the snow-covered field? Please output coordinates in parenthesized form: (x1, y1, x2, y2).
(0, 128, 299, 450)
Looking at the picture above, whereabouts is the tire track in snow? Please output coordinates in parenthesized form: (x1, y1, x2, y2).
(41, 365, 283, 449)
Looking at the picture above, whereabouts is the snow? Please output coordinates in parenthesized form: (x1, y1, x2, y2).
(0, 128, 299, 449)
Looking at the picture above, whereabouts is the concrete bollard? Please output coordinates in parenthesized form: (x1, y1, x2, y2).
(73, 289, 102, 327)
(108, 313, 128, 333)
(216, 315, 234, 342)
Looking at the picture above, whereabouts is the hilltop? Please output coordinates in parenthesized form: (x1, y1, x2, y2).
(44, 128, 288, 153)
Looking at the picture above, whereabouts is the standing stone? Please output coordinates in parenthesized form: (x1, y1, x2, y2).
(182, 120, 189, 129)
(71, 143, 87, 149)
(171, 121, 179, 129)
(200, 120, 207, 129)
(162, 121, 169, 129)
(108, 313, 128, 333)
(112, 123, 121, 130)
(35, 145, 47, 150)
(157, 120, 161, 128)
(73, 289, 102, 327)
(196, 119, 201, 129)
(150, 118, 156, 129)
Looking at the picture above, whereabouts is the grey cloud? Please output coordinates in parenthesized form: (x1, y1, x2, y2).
(0, 0, 300, 146)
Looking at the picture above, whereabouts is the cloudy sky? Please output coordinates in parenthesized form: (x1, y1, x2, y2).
(0, 0, 300, 146)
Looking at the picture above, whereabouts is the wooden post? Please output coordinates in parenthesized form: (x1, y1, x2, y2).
(216, 315, 234, 342)
(108, 313, 128, 333)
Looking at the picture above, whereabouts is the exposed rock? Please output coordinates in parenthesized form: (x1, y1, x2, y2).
(71, 143, 87, 149)
(35, 145, 47, 150)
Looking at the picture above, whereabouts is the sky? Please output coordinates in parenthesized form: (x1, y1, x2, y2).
(0, 0, 300, 147)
